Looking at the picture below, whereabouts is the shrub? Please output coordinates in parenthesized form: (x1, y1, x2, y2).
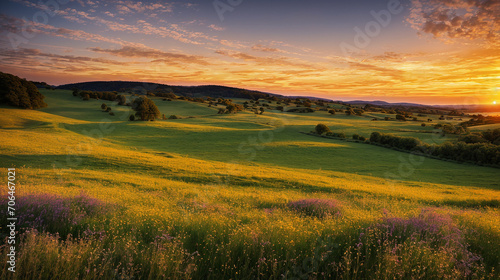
(315, 123, 331, 135)
(288, 199, 341, 218)
(353, 134, 360, 140)
(421, 123, 426, 127)
(82, 94, 90, 101)
(129, 115, 135, 121)
(169, 115, 179, 119)
(101, 103, 107, 110)
(370, 131, 382, 142)
(359, 136, 366, 141)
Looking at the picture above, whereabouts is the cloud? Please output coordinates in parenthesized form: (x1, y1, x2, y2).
(407, 0, 500, 45)
(215, 49, 320, 69)
(89, 46, 211, 65)
(0, 13, 24, 33)
(116, 5, 133, 14)
(347, 61, 405, 79)
(251, 44, 280, 53)
(0, 47, 129, 75)
(0, 14, 126, 45)
(113, 1, 173, 14)
(208, 24, 225, 31)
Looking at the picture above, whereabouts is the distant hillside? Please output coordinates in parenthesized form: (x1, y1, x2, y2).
(345, 100, 426, 107)
(57, 81, 279, 100)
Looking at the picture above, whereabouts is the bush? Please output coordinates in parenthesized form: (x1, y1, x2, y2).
(421, 123, 426, 127)
(315, 123, 331, 135)
(82, 94, 90, 101)
(288, 199, 341, 218)
(168, 115, 179, 119)
(129, 115, 135, 121)
(101, 103, 107, 110)
(353, 134, 360, 140)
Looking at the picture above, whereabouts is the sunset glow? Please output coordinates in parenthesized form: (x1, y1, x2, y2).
(0, 0, 499, 105)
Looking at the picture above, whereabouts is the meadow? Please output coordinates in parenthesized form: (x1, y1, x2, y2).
(1, 89, 499, 279)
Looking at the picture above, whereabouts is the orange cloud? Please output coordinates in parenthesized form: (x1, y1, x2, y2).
(407, 0, 500, 45)
(89, 46, 212, 65)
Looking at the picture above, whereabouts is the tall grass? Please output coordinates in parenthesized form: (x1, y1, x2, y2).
(0, 93, 499, 279)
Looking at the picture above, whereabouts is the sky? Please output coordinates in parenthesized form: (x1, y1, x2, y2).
(0, 0, 498, 105)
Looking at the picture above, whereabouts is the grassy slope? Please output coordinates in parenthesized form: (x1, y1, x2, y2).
(0, 89, 499, 279)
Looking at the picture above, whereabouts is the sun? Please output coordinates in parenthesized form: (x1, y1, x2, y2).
(494, 101, 497, 105)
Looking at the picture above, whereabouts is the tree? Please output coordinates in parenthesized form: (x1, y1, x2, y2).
(0, 72, 47, 109)
(259, 107, 265, 114)
(101, 103, 107, 111)
(82, 94, 90, 101)
(353, 109, 364, 116)
(345, 108, 355, 115)
(226, 103, 243, 114)
(315, 123, 330, 135)
(132, 96, 160, 121)
(396, 114, 406, 121)
(129, 115, 135, 121)
(116, 95, 126, 105)
(328, 109, 336, 115)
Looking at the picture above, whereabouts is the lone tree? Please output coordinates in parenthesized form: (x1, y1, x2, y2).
(101, 103, 107, 111)
(328, 109, 336, 115)
(315, 123, 331, 135)
(259, 107, 265, 115)
(132, 96, 160, 121)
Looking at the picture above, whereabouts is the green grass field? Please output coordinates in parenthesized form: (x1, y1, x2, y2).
(1, 89, 499, 279)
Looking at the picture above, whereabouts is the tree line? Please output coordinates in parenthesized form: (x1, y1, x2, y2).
(314, 124, 500, 166)
(368, 131, 500, 166)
